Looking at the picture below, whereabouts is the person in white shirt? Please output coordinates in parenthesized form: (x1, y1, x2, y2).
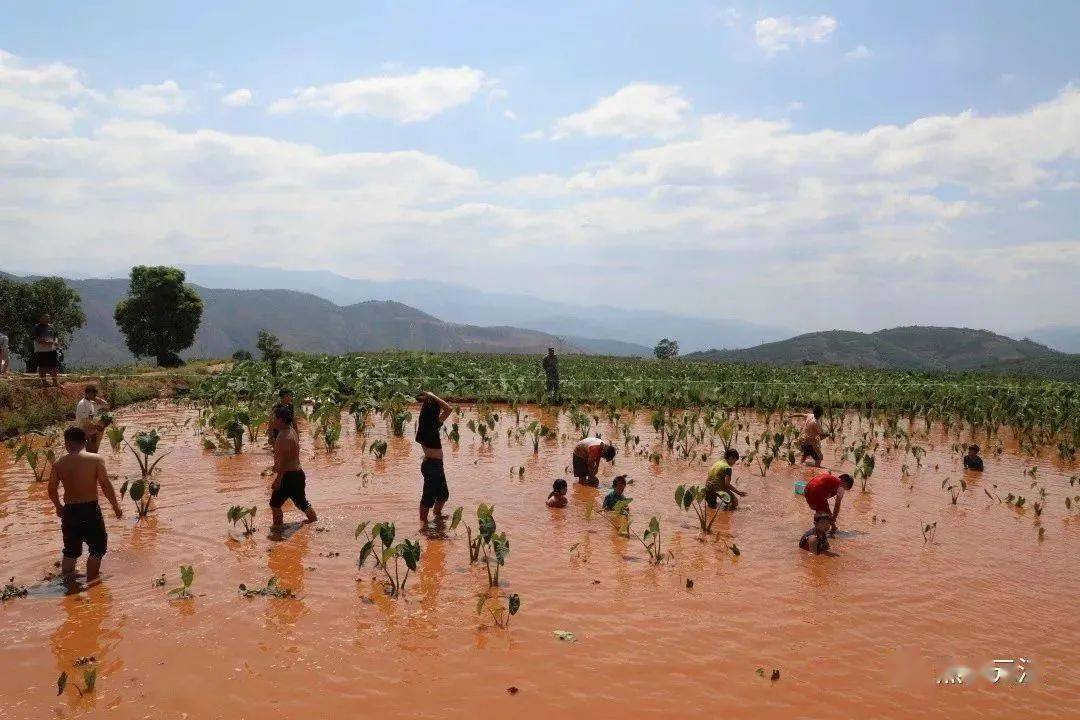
(0, 331, 10, 375)
(75, 385, 109, 453)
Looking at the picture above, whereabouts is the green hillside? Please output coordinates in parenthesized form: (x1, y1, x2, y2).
(1, 275, 587, 368)
(685, 326, 1080, 380)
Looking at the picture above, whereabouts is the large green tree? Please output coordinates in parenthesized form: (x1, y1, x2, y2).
(0, 276, 85, 368)
(114, 266, 203, 367)
(653, 338, 680, 360)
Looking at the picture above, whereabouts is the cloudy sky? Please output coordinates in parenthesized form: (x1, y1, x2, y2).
(1, 1, 1077, 332)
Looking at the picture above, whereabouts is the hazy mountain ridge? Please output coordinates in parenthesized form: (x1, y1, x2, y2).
(2, 275, 600, 367)
(685, 326, 1080, 380)
(175, 264, 791, 352)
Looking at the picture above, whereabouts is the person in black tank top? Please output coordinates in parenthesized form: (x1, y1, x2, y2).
(416, 391, 453, 524)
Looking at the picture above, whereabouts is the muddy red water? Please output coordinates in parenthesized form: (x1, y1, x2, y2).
(1, 402, 1078, 719)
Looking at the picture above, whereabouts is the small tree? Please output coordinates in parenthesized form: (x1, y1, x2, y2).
(0, 276, 85, 369)
(231, 349, 254, 362)
(114, 266, 202, 367)
(256, 330, 283, 376)
(654, 338, 679, 359)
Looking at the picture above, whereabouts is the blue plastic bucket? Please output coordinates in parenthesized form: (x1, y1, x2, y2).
(794, 480, 807, 495)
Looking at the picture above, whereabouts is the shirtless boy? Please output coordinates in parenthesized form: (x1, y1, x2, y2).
(47, 426, 123, 582)
(269, 405, 317, 529)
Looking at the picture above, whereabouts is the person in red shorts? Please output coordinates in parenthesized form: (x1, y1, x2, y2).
(804, 472, 853, 534)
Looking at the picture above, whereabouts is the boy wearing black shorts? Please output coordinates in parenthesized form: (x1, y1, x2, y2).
(48, 426, 123, 582)
(269, 406, 317, 528)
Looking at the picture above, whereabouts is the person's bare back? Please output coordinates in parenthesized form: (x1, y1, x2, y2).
(52, 451, 108, 503)
(48, 427, 122, 582)
(273, 426, 302, 473)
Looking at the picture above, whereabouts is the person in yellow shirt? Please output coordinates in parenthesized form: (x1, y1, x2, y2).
(706, 449, 746, 509)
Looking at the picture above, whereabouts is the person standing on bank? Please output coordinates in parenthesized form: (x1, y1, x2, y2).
(542, 347, 560, 401)
(33, 313, 60, 387)
(0, 328, 10, 375)
(417, 390, 453, 524)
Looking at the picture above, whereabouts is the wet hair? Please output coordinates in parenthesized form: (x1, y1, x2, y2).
(724, 448, 740, 462)
(838, 473, 854, 488)
(64, 426, 87, 445)
(84, 384, 97, 396)
(548, 479, 568, 499)
(968, 444, 980, 453)
(274, 405, 294, 424)
(812, 405, 824, 418)
(612, 474, 627, 488)
(814, 510, 833, 523)
(602, 444, 617, 461)
(278, 388, 292, 399)
(418, 397, 440, 425)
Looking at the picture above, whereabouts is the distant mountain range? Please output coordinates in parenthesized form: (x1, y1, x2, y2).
(4, 267, 1078, 381)
(3, 275, 632, 367)
(174, 264, 792, 353)
(685, 326, 1080, 380)
(1015, 325, 1080, 354)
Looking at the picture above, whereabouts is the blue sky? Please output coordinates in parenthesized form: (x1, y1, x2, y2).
(1, 1, 1078, 331)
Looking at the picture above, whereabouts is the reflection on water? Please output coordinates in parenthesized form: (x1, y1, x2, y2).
(50, 583, 121, 711)
(0, 402, 1077, 719)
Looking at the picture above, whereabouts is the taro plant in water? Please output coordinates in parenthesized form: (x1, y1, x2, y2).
(355, 521, 422, 597)
(10, 433, 58, 483)
(168, 565, 195, 599)
(227, 505, 257, 535)
(57, 665, 97, 698)
(461, 504, 509, 586)
(675, 484, 722, 533)
(476, 592, 521, 629)
(119, 473, 160, 518)
(369, 439, 388, 460)
(126, 429, 168, 478)
(922, 522, 937, 544)
(942, 477, 967, 505)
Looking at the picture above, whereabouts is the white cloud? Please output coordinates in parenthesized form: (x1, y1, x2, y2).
(521, 129, 545, 141)
(846, 44, 872, 61)
(551, 83, 691, 140)
(268, 66, 489, 122)
(786, 101, 805, 113)
(1, 48, 1078, 331)
(503, 109, 517, 120)
(114, 80, 188, 116)
(0, 50, 98, 135)
(754, 15, 837, 56)
(222, 88, 253, 107)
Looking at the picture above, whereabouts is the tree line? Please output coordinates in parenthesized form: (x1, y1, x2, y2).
(0, 266, 204, 370)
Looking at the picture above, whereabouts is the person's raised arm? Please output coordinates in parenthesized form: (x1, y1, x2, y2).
(97, 459, 122, 519)
(422, 391, 453, 422)
(48, 465, 63, 518)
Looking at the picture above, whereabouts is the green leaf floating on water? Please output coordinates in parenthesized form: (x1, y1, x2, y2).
(553, 630, 576, 642)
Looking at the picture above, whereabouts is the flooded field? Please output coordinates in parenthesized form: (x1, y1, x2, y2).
(1, 401, 1078, 719)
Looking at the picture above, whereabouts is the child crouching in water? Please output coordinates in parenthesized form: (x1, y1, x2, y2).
(547, 479, 568, 508)
(602, 475, 628, 511)
(799, 511, 834, 555)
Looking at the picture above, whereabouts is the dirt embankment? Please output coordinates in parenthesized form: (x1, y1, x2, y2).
(0, 362, 225, 439)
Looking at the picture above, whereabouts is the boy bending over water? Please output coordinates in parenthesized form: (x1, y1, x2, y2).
(48, 427, 123, 583)
(799, 511, 834, 555)
(706, 449, 746, 509)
